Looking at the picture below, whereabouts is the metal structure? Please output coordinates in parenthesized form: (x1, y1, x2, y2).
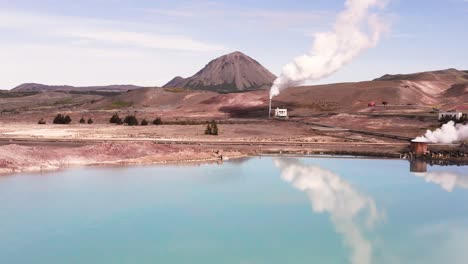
(274, 108, 288, 119)
(268, 99, 287, 119)
(268, 98, 272, 119)
(438, 112, 463, 121)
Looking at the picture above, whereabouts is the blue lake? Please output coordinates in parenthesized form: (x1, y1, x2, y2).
(0, 157, 467, 264)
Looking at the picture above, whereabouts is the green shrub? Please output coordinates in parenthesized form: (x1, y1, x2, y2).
(205, 124, 212, 135)
(211, 121, 218, 135)
(152, 117, 162, 125)
(87, 118, 94, 124)
(104, 100, 133, 110)
(124, 115, 139, 126)
(64, 115, 72, 124)
(79, 117, 86, 124)
(141, 119, 148, 126)
(205, 120, 219, 135)
(53, 114, 64, 124)
(53, 114, 72, 124)
(38, 118, 46, 125)
(110, 113, 122, 124)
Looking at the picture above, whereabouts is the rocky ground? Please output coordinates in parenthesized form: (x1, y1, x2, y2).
(0, 101, 463, 176)
(0, 116, 422, 175)
(0, 142, 247, 175)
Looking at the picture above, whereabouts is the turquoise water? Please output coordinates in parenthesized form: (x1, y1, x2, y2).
(0, 157, 467, 264)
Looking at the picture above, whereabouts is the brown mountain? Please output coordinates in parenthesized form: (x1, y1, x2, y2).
(89, 68, 467, 115)
(374, 68, 468, 83)
(11, 83, 145, 93)
(373, 68, 468, 95)
(4, 68, 466, 118)
(163, 51, 276, 92)
(272, 68, 468, 113)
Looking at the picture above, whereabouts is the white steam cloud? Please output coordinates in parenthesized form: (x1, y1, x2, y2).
(274, 158, 382, 264)
(269, 0, 388, 99)
(414, 121, 468, 144)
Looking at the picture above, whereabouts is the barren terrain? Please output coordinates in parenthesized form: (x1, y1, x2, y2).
(0, 68, 466, 175)
(0, 114, 434, 174)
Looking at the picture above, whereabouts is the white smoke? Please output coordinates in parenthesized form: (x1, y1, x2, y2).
(274, 158, 382, 264)
(414, 121, 468, 144)
(269, 0, 388, 99)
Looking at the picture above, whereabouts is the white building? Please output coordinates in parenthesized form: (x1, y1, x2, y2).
(438, 112, 462, 120)
(274, 108, 288, 119)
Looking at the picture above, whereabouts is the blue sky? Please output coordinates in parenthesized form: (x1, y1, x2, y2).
(0, 0, 467, 89)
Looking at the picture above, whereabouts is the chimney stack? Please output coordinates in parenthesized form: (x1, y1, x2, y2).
(268, 98, 272, 119)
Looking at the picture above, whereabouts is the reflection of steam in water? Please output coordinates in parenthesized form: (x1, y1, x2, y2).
(413, 171, 468, 192)
(410, 160, 468, 192)
(409, 160, 468, 192)
(274, 158, 381, 264)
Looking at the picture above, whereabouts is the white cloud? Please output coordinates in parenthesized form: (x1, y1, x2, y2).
(147, 8, 197, 18)
(67, 29, 226, 52)
(0, 9, 228, 88)
(0, 40, 219, 88)
(144, 6, 332, 29)
(0, 9, 227, 52)
(239, 10, 332, 26)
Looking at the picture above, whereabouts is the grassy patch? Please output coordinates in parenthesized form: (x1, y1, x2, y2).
(164, 87, 191, 93)
(295, 101, 339, 111)
(104, 100, 133, 110)
(54, 98, 74, 105)
(0, 91, 40, 98)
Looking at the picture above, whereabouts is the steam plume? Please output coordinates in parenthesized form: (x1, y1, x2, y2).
(414, 121, 468, 144)
(269, 0, 387, 99)
(274, 158, 381, 264)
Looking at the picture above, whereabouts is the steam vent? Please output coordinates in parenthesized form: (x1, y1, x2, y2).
(410, 141, 429, 155)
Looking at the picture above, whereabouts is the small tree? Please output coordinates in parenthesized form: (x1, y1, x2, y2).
(382, 101, 388, 106)
(87, 117, 94, 124)
(211, 120, 218, 135)
(152, 117, 162, 125)
(110, 113, 121, 124)
(53, 114, 71, 124)
(205, 120, 219, 135)
(38, 118, 46, 125)
(63, 115, 72, 124)
(141, 119, 149, 126)
(79, 117, 86, 124)
(205, 123, 212, 135)
(53, 114, 64, 124)
(124, 115, 139, 126)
